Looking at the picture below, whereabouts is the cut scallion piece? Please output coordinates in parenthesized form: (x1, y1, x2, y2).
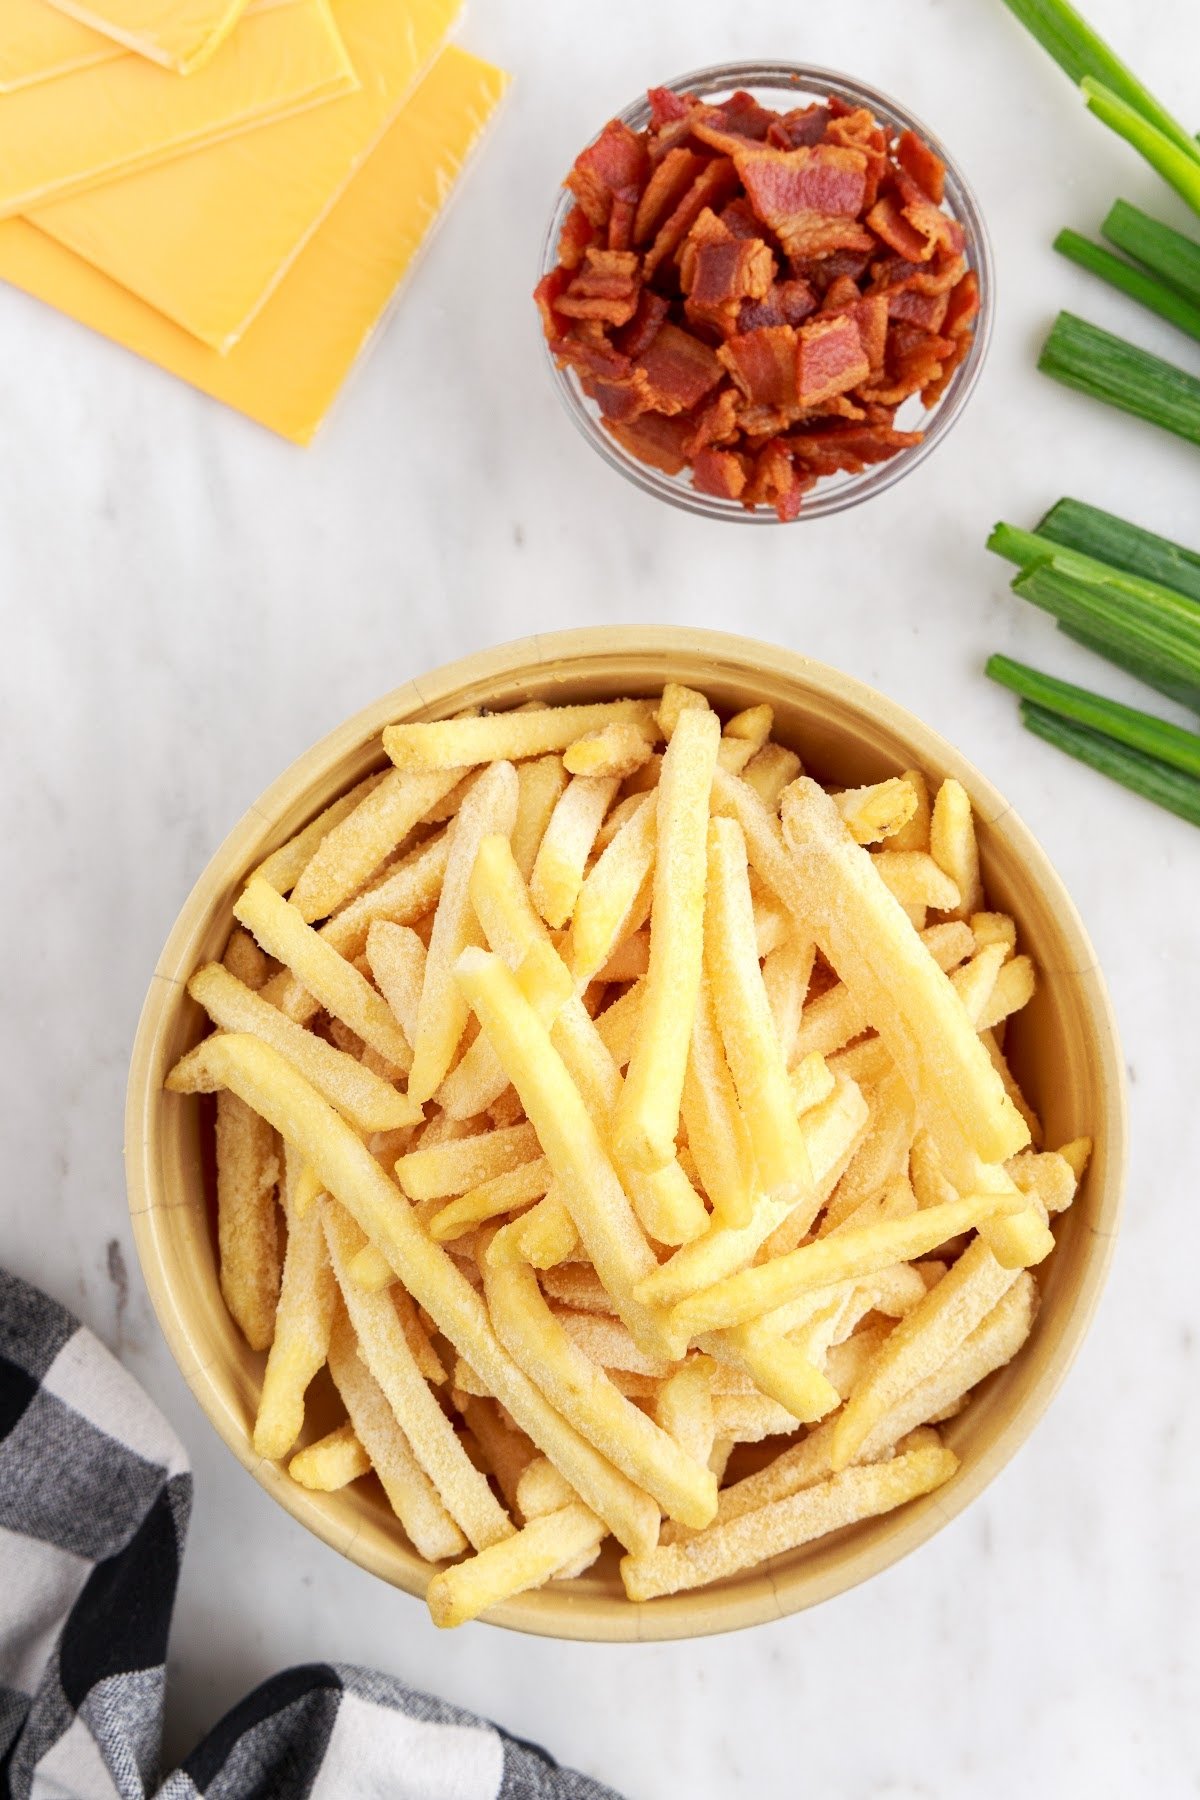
(1053, 229, 1200, 341)
(1036, 497, 1200, 606)
(1083, 79, 1200, 218)
(1060, 622, 1200, 715)
(1012, 563, 1200, 679)
(1102, 200, 1200, 307)
(997, 0, 1200, 166)
(1038, 311, 1200, 445)
(1020, 701, 1200, 826)
(986, 654, 1200, 774)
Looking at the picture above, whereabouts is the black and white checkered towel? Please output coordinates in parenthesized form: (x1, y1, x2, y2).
(0, 1269, 621, 1800)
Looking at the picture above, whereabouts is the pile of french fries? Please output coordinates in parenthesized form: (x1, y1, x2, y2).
(167, 684, 1089, 1627)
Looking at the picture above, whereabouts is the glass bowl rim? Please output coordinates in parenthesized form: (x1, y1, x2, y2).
(537, 58, 996, 523)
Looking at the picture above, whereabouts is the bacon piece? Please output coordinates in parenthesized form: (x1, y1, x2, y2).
(683, 384, 741, 456)
(887, 287, 950, 332)
(767, 103, 830, 149)
(795, 248, 873, 294)
(634, 147, 707, 246)
(816, 279, 887, 375)
(635, 321, 724, 414)
(605, 410, 694, 474)
(737, 403, 803, 438)
(614, 288, 670, 358)
(737, 276, 818, 332)
(567, 120, 649, 229)
(718, 324, 800, 408)
(643, 159, 740, 278)
(860, 322, 953, 404)
(719, 196, 768, 241)
(557, 206, 595, 271)
(820, 274, 862, 312)
(944, 269, 981, 338)
(676, 206, 737, 290)
(534, 267, 571, 341)
(608, 189, 639, 252)
(866, 194, 933, 262)
(583, 368, 653, 423)
(557, 247, 641, 326)
(648, 86, 693, 128)
(684, 238, 776, 336)
(736, 143, 871, 260)
(745, 438, 811, 521)
(921, 338, 969, 406)
(795, 313, 869, 406)
(788, 420, 924, 477)
(692, 446, 750, 500)
(896, 128, 946, 205)
(551, 333, 631, 382)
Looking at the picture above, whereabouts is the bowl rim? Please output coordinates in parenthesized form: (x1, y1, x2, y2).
(126, 626, 1126, 1641)
(537, 60, 996, 523)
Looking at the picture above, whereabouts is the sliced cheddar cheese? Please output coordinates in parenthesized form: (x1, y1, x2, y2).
(0, 0, 357, 218)
(34, 0, 462, 350)
(1, 0, 118, 92)
(0, 47, 509, 443)
(44, 0, 253, 75)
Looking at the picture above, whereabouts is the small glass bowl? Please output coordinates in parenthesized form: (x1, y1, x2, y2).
(537, 60, 995, 523)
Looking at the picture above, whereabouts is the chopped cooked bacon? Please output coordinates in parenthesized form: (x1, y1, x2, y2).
(896, 128, 946, 204)
(634, 148, 707, 246)
(683, 383, 741, 456)
(768, 103, 830, 149)
(684, 238, 776, 335)
(745, 438, 812, 521)
(887, 287, 951, 332)
(719, 196, 768, 240)
(718, 324, 800, 408)
(534, 267, 572, 341)
(539, 83, 980, 513)
(643, 158, 740, 278)
(608, 189, 639, 251)
(614, 288, 670, 358)
(583, 368, 653, 422)
(795, 313, 869, 405)
(635, 321, 724, 414)
(691, 446, 750, 499)
(737, 276, 818, 332)
(735, 143, 871, 260)
(567, 120, 648, 229)
(605, 410, 694, 474)
(557, 206, 595, 271)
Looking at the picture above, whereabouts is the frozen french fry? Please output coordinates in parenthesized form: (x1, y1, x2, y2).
(515, 1188, 580, 1268)
(871, 850, 961, 914)
(408, 762, 519, 1105)
(291, 767, 466, 923)
(951, 943, 1009, 1026)
(762, 935, 815, 1069)
(819, 1070, 915, 1235)
(723, 703, 773, 751)
(365, 921, 426, 1046)
(188, 963, 418, 1136)
(654, 1358, 716, 1467)
(970, 911, 1017, 955)
(395, 1122, 541, 1202)
(568, 794, 656, 985)
(168, 1033, 659, 1554)
(705, 817, 811, 1194)
(325, 1202, 512, 1551)
(253, 1144, 338, 1460)
(429, 1159, 553, 1241)
(428, 1503, 608, 1627)
(453, 1395, 538, 1515)
(383, 701, 659, 771)
(327, 1313, 467, 1563)
(288, 1421, 370, 1491)
(621, 1441, 957, 1600)
(234, 876, 411, 1069)
(531, 773, 621, 929)
(614, 707, 721, 1174)
(541, 1265, 617, 1315)
(682, 971, 758, 1228)
(835, 778, 919, 845)
(253, 772, 385, 895)
(214, 1091, 281, 1353)
(565, 722, 654, 779)
(886, 769, 931, 853)
(483, 1251, 716, 1528)
(741, 742, 802, 810)
(511, 754, 569, 882)
(516, 1455, 577, 1520)
(222, 925, 269, 990)
(930, 777, 983, 919)
(977, 956, 1036, 1033)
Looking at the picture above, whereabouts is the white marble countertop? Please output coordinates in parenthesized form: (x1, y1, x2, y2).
(3, 0, 1199, 1792)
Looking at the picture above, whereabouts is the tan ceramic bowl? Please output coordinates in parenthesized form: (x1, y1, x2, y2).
(126, 627, 1125, 1640)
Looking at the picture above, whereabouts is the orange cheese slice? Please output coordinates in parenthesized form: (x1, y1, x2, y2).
(33, 0, 462, 350)
(0, 0, 357, 218)
(0, 46, 508, 443)
(44, 0, 253, 74)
